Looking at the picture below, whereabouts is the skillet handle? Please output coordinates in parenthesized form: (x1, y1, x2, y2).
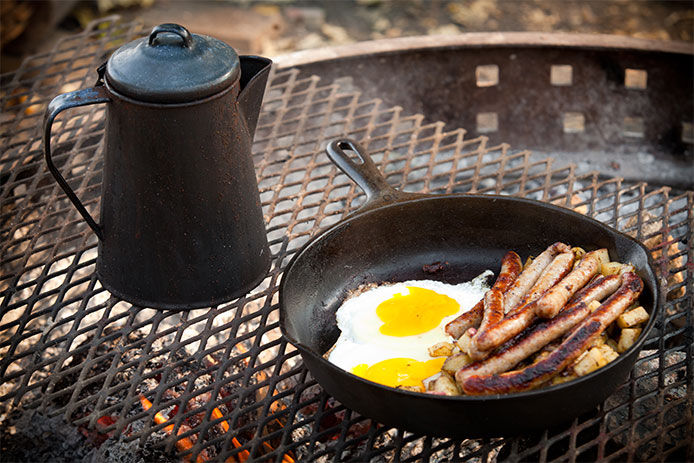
(326, 139, 413, 210)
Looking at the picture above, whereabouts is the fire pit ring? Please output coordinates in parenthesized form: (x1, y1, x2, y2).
(1, 19, 691, 462)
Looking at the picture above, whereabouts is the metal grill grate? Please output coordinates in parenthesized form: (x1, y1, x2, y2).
(1, 19, 692, 462)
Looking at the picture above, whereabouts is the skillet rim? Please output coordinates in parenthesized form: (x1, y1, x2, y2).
(278, 192, 663, 402)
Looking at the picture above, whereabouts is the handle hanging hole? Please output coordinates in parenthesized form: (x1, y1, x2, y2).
(337, 140, 365, 165)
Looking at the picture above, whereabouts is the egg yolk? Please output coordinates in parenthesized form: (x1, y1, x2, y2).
(376, 287, 460, 336)
(351, 357, 446, 389)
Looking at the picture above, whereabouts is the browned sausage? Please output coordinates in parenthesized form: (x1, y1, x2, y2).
(445, 251, 522, 339)
(467, 291, 506, 360)
(461, 321, 603, 394)
(475, 289, 505, 339)
(464, 327, 489, 361)
(474, 302, 536, 352)
(511, 251, 574, 314)
(493, 251, 523, 293)
(503, 242, 571, 313)
(459, 272, 642, 394)
(473, 253, 603, 352)
(456, 274, 622, 381)
(476, 251, 522, 332)
(467, 252, 521, 358)
(562, 273, 622, 313)
(582, 272, 643, 331)
(445, 300, 483, 339)
(473, 249, 573, 352)
(534, 250, 602, 318)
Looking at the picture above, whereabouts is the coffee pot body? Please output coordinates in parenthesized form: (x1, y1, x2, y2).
(43, 24, 272, 309)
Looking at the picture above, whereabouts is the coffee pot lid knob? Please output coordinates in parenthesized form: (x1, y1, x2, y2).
(105, 23, 240, 103)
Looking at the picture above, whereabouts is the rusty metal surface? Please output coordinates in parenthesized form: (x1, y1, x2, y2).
(1, 19, 692, 462)
(274, 32, 694, 67)
(277, 33, 694, 189)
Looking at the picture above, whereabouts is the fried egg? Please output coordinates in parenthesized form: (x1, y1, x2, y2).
(327, 272, 492, 390)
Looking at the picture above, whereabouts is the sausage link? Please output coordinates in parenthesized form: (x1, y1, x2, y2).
(477, 251, 522, 333)
(464, 327, 489, 361)
(534, 250, 602, 319)
(504, 242, 571, 313)
(459, 272, 643, 394)
(511, 251, 574, 313)
(472, 255, 606, 352)
(445, 251, 522, 339)
(493, 251, 523, 293)
(477, 289, 505, 338)
(474, 302, 536, 352)
(587, 272, 643, 330)
(562, 273, 622, 313)
(445, 300, 482, 339)
(474, 249, 573, 352)
(456, 274, 622, 382)
(460, 321, 602, 395)
(467, 253, 521, 358)
(467, 290, 505, 360)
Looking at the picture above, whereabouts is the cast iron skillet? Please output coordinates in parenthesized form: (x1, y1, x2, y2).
(279, 139, 662, 438)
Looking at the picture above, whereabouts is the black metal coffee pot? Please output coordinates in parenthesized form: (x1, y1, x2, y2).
(43, 24, 272, 309)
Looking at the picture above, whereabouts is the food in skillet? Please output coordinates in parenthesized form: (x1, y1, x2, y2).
(326, 276, 492, 391)
(325, 242, 647, 395)
(437, 243, 647, 395)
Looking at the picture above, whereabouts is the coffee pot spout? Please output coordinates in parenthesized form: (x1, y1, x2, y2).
(238, 56, 272, 137)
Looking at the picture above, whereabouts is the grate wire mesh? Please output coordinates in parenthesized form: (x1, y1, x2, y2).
(1, 18, 692, 462)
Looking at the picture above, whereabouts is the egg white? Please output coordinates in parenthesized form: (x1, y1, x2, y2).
(327, 271, 492, 374)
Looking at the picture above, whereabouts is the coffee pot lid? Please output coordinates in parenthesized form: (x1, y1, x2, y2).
(105, 23, 240, 104)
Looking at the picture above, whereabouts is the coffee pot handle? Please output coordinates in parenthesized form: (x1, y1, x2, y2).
(43, 86, 111, 240)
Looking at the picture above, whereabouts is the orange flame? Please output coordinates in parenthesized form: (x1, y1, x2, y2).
(139, 395, 208, 462)
(194, 349, 294, 463)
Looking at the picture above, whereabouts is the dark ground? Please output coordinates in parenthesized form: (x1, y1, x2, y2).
(1, 0, 693, 73)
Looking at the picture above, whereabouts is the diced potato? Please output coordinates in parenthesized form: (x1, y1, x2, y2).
(619, 263, 636, 275)
(594, 331, 609, 347)
(592, 248, 611, 267)
(428, 342, 454, 357)
(571, 247, 586, 262)
(601, 261, 623, 276)
(573, 347, 607, 376)
(594, 348, 609, 367)
(552, 373, 578, 385)
(588, 300, 602, 312)
(606, 338, 619, 352)
(576, 349, 588, 361)
(428, 372, 461, 396)
(598, 343, 619, 363)
(617, 306, 649, 328)
(424, 373, 439, 390)
(570, 350, 589, 370)
(397, 385, 424, 393)
(617, 327, 642, 353)
(442, 352, 472, 375)
(456, 332, 474, 355)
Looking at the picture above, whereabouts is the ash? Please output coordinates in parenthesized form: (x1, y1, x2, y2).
(605, 349, 689, 457)
(0, 409, 175, 463)
(0, 409, 93, 463)
(89, 437, 172, 463)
